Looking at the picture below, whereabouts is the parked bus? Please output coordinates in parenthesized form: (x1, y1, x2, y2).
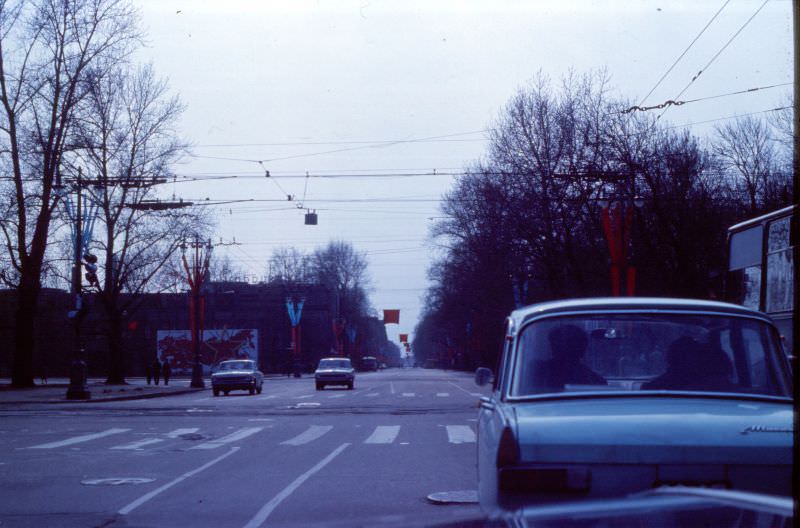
(727, 205, 796, 355)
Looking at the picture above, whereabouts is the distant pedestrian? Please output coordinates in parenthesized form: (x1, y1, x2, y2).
(162, 358, 171, 386)
(145, 361, 152, 385)
(39, 365, 47, 385)
(153, 358, 161, 385)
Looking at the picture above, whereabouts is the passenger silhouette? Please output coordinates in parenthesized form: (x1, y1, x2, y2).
(538, 324, 606, 390)
(641, 336, 734, 391)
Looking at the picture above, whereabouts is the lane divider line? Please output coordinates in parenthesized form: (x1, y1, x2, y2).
(243, 443, 350, 528)
(118, 447, 240, 515)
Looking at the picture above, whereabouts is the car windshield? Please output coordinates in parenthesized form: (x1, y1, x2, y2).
(319, 359, 351, 369)
(217, 361, 253, 371)
(510, 314, 790, 398)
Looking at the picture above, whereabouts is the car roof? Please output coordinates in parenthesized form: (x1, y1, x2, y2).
(510, 297, 772, 326)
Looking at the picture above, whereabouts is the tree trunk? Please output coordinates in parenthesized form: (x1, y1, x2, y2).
(105, 310, 126, 384)
(12, 274, 40, 388)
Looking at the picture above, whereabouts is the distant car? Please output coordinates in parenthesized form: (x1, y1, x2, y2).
(315, 357, 355, 390)
(476, 298, 793, 512)
(360, 356, 378, 371)
(211, 359, 263, 396)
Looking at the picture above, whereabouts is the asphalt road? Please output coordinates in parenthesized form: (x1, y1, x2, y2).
(0, 368, 489, 528)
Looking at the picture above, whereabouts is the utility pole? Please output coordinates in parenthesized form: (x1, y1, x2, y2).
(181, 237, 212, 389)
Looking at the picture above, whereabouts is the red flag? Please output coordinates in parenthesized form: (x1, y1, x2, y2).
(383, 309, 400, 324)
(399, 333, 408, 343)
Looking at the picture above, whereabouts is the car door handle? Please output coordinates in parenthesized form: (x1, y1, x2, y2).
(479, 396, 494, 411)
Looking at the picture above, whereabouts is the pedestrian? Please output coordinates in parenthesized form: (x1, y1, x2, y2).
(162, 358, 171, 386)
(153, 358, 161, 385)
(145, 360, 152, 385)
(39, 364, 47, 385)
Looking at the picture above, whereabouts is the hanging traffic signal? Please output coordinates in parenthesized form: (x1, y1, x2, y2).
(82, 252, 99, 287)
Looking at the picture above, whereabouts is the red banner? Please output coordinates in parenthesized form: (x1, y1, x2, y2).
(383, 309, 400, 324)
(399, 333, 408, 342)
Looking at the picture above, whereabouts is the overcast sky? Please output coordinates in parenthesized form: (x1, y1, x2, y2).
(135, 0, 793, 346)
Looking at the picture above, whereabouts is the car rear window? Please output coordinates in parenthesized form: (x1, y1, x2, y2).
(510, 314, 790, 398)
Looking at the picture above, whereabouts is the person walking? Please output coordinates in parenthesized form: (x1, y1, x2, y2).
(153, 358, 161, 385)
(162, 358, 171, 386)
(145, 360, 153, 385)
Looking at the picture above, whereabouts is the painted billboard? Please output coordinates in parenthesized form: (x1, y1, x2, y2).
(156, 328, 258, 374)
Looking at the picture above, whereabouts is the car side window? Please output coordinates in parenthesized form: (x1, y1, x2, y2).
(493, 319, 512, 392)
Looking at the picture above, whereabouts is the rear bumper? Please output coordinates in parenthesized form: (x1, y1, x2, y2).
(212, 378, 257, 390)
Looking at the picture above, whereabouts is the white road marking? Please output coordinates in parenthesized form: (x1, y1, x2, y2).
(25, 428, 130, 449)
(166, 428, 199, 438)
(190, 427, 263, 450)
(118, 447, 239, 515)
(110, 438, 164, 450)
(327, 394, 345, 399)
(262, 395, 278, 399)
(436, 392, 450, 397)
(446, 425, 476, 444)
(401, 392, 414, 397)
(364, 426, 400, 444)
(294, 394, 314, 399)
(390, 382, 395, 394)
(281, 425, 332, 446)
(447, 380, 478, 397)
(242, 443, 349, 528)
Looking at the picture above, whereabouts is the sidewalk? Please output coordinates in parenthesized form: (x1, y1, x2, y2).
(0, 377, 204, 404)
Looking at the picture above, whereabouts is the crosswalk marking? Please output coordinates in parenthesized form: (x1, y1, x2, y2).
(294, 394, 314, 399)
(446, 425, 476, 444)
(401, 392, 415, 397)
(436, 393, 450, 397)
(191, 427, 263, 450)
(167, 428, 199, 438)
(281, 425, 332, 446)
(364, 426, 400, 444)
(111, 438, 164, 450)
(26, 428, 131, 449)
(327, 394, 345, 399)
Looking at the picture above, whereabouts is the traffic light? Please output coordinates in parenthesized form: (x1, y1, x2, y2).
(83, 252, 99, 287)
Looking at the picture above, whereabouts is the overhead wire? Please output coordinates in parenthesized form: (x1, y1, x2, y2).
(658, 0, 771, 120)
(637, 0, 731, 106)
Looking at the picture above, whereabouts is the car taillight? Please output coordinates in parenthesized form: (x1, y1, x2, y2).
(496, 426, 519, 468)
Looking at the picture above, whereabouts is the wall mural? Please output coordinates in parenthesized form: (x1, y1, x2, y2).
(156, 328, 259, 373)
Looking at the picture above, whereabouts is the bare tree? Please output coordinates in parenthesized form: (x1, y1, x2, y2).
(0, 0, 140, 386)
(210, 254, 246, 283)
(713, 116, 786, 213)
(310, 241, 370, 321)
(268, 246, 312, 294)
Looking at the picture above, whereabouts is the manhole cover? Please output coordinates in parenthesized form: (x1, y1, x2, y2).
(426, 490, 478, 504)
(81, 477, 155, 486)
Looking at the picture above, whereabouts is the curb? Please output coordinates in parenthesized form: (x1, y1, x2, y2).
(0, 387, 204, 405)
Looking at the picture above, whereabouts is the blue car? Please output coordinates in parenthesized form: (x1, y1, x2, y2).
(476, 298, 793, 512)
